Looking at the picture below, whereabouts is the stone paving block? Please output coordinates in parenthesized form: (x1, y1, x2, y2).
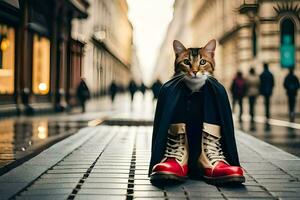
(189, 198, 225, 200)
(53, 165, 91, 169)
(134, 184, 163, 191)
(91, 168, 130, 174)
(37, 178, 81, 184)
(16, 194, 69, 200)
(270, 191, 300, 198)
(219, 185, 265, 192)
(30, 182, 77, 189)
(187, 191, 224, 198)
(81, 182, 128, 189)
(244, 170, 284, 175)
(222, 191, 272, 198)
(47, 168, 87, 174)
(93, 166, 130, 170)
(165, 191, 186, 198)
(134, 191, 165, 198)
(250, 174, 291, 179)
(78, 188, 127, 195)
(88, 173, 129, 178)
(41, 173, 83, 179)
(85, 177, 129, 183)
(75, 195, 126, 200)
(21, 188, 73, 195)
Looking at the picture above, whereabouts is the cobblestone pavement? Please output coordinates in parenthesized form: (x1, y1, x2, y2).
(1, 123, 300, 200)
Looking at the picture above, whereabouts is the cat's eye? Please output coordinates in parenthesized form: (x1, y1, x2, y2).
(183, 59, 190, 65)
(200, 59, 206, 65)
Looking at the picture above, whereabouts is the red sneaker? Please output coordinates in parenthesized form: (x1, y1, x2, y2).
(198, 123, 245, 185)
(150, 123, 188, 184)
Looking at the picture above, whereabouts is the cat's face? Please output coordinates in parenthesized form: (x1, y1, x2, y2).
(173, 39, 216, 77)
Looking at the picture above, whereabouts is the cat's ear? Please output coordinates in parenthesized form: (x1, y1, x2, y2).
(173, 40, 186, 55)
(203, 39, 216, 58)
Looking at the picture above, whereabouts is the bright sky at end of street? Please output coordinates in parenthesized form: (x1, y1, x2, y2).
(127, 0, 175, 85)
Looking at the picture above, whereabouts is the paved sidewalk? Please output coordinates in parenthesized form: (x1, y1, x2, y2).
(1, 123, 300, 199)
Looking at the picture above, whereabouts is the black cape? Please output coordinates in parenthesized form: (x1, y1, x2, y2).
(149, 74, 240, 176)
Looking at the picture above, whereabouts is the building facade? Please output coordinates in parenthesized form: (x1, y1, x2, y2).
(154, 0, 300, 104)
(72, 0, 137, 97)
(0, 0, 89, 116)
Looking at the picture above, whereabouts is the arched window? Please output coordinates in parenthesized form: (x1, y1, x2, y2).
(252, 23, 257, 57)
(280, 18, 295, 68)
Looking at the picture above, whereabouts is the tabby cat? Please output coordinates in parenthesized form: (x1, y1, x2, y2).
(173, 39, 216, 92)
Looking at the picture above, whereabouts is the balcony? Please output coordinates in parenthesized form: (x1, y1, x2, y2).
(238, 0, 259, 15)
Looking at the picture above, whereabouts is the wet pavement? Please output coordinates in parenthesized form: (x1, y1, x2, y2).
(0, 119, 88, 173)
(235, 115, 300, 158)
(0, 91, 300, 199)
(1, 90, 300, 176)
(0, 92, 154, 175)
(1, 124, 300, 200)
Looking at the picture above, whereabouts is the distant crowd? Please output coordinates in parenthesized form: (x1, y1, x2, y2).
(231, 63, 299, 124)
(76, 62, 299, 124)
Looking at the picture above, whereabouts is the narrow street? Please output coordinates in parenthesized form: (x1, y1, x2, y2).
(1, 91, 300, 199)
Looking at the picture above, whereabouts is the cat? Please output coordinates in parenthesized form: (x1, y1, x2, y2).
(173, 39, 216, 92)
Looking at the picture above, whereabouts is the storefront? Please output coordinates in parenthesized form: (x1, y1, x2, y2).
(0, 0, 89, 116)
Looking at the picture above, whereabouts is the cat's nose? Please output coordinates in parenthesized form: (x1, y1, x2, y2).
(192, 71, 198, 76)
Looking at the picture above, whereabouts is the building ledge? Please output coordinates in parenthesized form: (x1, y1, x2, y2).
(238, 3, 259, 15)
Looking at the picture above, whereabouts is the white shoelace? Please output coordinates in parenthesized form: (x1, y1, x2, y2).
(203, 132, 225, 165)
(164, 134, 185, 162)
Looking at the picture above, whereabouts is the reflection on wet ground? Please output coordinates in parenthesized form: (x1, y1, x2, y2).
(0, 118, 89, 174)
(235, 118, 300, 157)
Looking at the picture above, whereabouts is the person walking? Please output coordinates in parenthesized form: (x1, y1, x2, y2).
(76, 78, 91, 113)
(230, 71, 247, 122)
(246, 67, 260, 123)
(284, 69, 299, 122)
(140, 82, 147, 97)
(109, 80, 118, 104)
(128, 79, 138, 103)
(259, 63, 274, 120)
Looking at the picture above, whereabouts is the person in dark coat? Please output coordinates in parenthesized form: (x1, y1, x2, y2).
(230, 71, 247, 122)
(109, 80, 118, 103)
(151, 79, 163, 100)
(128, 79, 138, 103)
(259, 63, 274, 120)
(284, 69, 299, 122)
(140, 82, 147, 96)
(76, 78, 90, 113)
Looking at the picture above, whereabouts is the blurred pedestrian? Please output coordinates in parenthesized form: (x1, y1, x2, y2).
(76, 78, 90, 113)
(151, 79, 163, 100)
(109, 80, 118, 103)
(284, 68, 299, 122)
(128, 79, 138, 103)
(140, 82, 147, 96)
(230, 71, 247, 122)
(259, 63, 274, 120)
(246, 67, 260, 123)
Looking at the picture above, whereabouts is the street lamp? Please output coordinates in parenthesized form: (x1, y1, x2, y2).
(0, 34, 10, 69)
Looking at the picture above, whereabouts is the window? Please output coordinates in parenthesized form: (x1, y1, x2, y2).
(280, 18, 295, 68)
(32, 34, 50, 95)
(252, 23, 257, 57)
(0, 24, 15, 94)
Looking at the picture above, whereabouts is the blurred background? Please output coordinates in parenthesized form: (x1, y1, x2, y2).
(1, 0, 300, 173)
